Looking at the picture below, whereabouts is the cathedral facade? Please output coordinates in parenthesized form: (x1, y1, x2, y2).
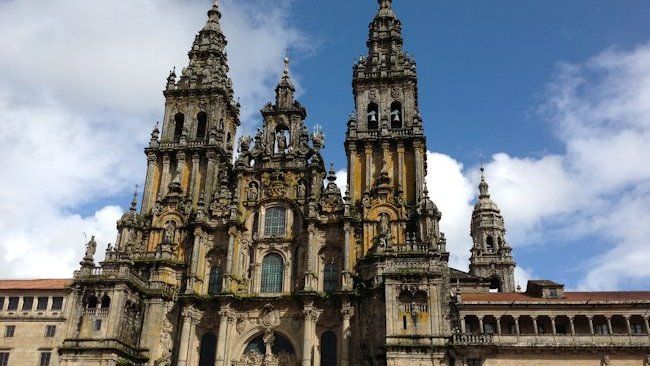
(2, 1, 648, 366)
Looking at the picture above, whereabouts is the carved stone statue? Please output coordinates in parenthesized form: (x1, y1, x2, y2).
(84, 236, 97, 261)
(276, 132, 287, 152)
(247, 182, 259, 202)
(296, 180, 306, 199)
(163, 221, 176, 243)
(379, 213, 390, 236)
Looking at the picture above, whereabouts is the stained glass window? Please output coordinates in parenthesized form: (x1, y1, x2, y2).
(208, 266, 222, 294)
(324, 263, 338, 293)
(261, 254, 284, 293)
(264, 207, 286, 237)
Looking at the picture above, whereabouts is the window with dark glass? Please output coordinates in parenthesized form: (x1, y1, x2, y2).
(51, 297, 63, 310)
(196, 112, 208, 139)
(0, 352, 9, 366)
(264, 207, 286, 237)
(0, 297, 4, 310)
(208, 266, 222, 294)
(174, 113, 185, 139)
(36, 297, 48, 310)
(323, 263, 338, 293)
(39, 351, 51, 366)
(5, 325, 15, 337)
(7, 297, 18, 311)
(198, 332, 217, 366)
(21, 297, 33, 311)
(94, 319, 102, 331)
(45, 325, 56, 338)
(261, 254, 284, 293)
(320, 331, 337, 366)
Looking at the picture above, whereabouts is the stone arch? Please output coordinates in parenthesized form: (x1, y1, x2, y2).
(232, 327, 301, 364)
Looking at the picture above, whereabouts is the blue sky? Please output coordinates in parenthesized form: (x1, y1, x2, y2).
(1, 0, 649, 290)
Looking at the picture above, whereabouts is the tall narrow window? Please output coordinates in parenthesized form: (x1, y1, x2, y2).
(198, 332, 217, 366)
(320, 331, 337, 366)
(486, 235, 495, 251)
(37, 297, 48, 310)
(45, 325, 56, 338)
(174, 113, 185, 139)
(51, 297, 63, 310)
(323, 263, 338, 293)
(264, 207, 286, 237)
(100, 295, 111, 309)
(390, 101, 402, 129)
(196, 112, 208, 139)
(0, 352, 9, 366)
(22, 297, 34, 311)
(39, 351, 51, 366)
(4, 325, 15, 337)
(7, 297, 18, 311)
(367, 103, 379, 130)
(261, 254, 284, 293)
(208, 266, 222, 294)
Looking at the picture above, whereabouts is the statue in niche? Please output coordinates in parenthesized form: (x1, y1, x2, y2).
(296, 180, 306, 199)
(379, 213, 391, 236)
(247, 182, 259, 202)
(276, 132, 287, 152)
(163, 221, 176, 243)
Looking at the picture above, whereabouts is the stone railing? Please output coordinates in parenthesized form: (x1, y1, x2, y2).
(453, 333, 650, 348)
(452, 333, 494, 345)
(392, 242, 431, 253)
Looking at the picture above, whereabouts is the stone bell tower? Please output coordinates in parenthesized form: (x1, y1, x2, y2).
(469, 168, 517, 292)
(346, 1, 452, 365)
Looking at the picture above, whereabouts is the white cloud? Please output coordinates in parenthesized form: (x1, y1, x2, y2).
(0, 0, 306, 278)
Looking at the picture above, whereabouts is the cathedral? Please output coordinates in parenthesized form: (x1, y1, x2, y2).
(1, 1, 648, 366)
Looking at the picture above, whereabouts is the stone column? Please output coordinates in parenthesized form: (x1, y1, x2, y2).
(215, 307, 231, 366)
(413, 140, 424, 203)
(496, 317, 502, 335)
(341, 303, 355, 366)
(532, 317, 538, 335)
(606, 316, 613, 335)
(225, 227, 237, 291)
(478, 316, 484, 334)
(514, 317, 520, 335)
(160, 153, 171, 198)
(304, 224, 317, 291)
(625, 315, 632, 335)
(644, 316, 650, 335)
(142, 152, 158, 213)
(178, 306, 202, 366)
(588, 316, 594, 335)
(460, 316, 467, 333)
(365, 144, 374, 189)
(396, 142, 405, 187)
(187, 228, 203, 291)
(342, 224, 353, 290)
(347, 142, 357, 202)
(302, 306, 321, 366)
(204, 152, 217, 203)
(190, 153, 200, 201)
(551, 317, 557, 335)
(569, 317, 576, 336)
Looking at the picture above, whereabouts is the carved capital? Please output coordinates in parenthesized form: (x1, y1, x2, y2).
(341, 303, 355, 320)
(303, 306, 322, 323)
(182, 305, 203, 324)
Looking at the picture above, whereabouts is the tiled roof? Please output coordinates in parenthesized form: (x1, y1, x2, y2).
(462, 291, 650, 303)
(450, 268, 483, 281)
(0, 279, 72, 290)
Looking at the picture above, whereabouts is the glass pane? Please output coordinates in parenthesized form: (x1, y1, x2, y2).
(208, 266, 222, 294)
(261, 254, 283, 293)
(264, 208, 286, 237)
(324, 264, 338, 293)
(51, 297, 63, 310)
(37, 297, 48, 310)
(7, 298, 18, 311)
(320, 331, 337, 366)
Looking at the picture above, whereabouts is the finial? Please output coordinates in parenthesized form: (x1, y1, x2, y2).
(130, 185, 139, 212)
(378, 0, 392, 9)
(478, 165, 490, 199)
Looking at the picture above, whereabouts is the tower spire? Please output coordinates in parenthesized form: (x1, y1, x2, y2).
(479, 166, 490, 199)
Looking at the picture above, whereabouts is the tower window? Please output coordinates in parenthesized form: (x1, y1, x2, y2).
(174, 112, 185, 139)
(324, 263, 339, 293)
(261, 253, 284, 293)
(45, 325, 56, 338)
(100, 295, 111, 309)
(86, 295, 98, 309)
(390, 101, 402, 129)
(196, 112, 208, 139)
(208, 266, 222, 294)
(37, 297, 48, 310)
(486, 235, 495, 251)
(264, 207, 286, 237)
(5, 325, 15, 337)
(367, 103, 379, 130)
(489, 277, 501, 293)
(7, 297, 18, 311)
(22, 296, 34, 311)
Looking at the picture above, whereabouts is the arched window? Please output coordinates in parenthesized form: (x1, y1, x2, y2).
(390, 101, 402, 129)
(174, 113, 185, 139)
(87, 295, 98, 309)
(198, 332, 217, 366)
(100, 295, 110, 309)
(264, 207, 286, 237)
(486, 235, 495, 251)
(367, 103, 379, 130)
(196, 112, 208, 139)
(208, 266, 222, 294)
(320, 331, 337, 366)
(489, 277, 501, 293)
(497, 237, 503, 249)
(261, 254, 284, 293)
(324, 263, 338, 293)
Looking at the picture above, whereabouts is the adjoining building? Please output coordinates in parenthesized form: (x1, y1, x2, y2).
(1, 1, 649, 365)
